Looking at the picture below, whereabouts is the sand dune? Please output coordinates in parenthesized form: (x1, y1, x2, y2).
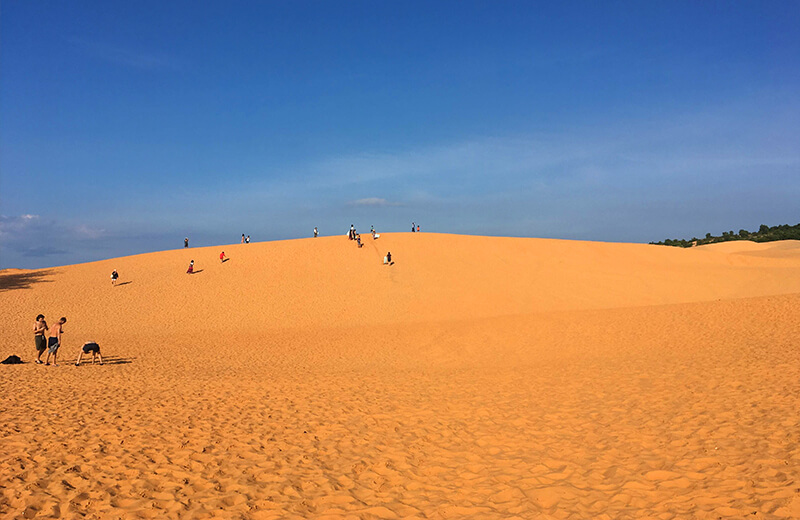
(1, 233, 799, 519)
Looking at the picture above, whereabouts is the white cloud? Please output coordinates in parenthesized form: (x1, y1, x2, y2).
(348, 198, 402, 207)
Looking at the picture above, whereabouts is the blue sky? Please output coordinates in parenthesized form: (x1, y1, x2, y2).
(2, 1, 799, 268)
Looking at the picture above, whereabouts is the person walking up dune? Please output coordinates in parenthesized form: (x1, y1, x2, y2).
(111, 269, 119, 285)
(187, 260, 195, 274)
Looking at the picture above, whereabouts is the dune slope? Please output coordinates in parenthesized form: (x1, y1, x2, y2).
(1, 234, 799, 519)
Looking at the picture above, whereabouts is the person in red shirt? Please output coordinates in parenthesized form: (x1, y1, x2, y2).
(220, 251, 226, 263)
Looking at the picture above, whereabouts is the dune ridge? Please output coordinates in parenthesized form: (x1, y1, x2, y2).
(1, 233, 799, 519)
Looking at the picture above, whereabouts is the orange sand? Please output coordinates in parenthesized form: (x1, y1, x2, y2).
(1, 233, 799, 519)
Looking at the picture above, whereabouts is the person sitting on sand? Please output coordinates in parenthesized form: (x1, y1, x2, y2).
(219, 251, 226, 263)
(111, 269, 119, 285)
(187, 260, 194, 274)
(371, 229, 379, 239)
(34, 314, 48, 364)
(75, 342, 103, 366)
(384, 252, 392, 265)
(45, 317, 66, 366)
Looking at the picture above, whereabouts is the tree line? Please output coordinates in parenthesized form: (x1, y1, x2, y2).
(650, 223, 800, 248)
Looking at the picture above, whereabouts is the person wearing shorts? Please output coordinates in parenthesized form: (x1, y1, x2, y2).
(75, 342, 103, 366)
(45, 317, 66, 366)
(34, 314, 48, 364)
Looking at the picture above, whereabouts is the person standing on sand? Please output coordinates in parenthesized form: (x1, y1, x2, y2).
(34, 314, 48, 364)
(187, 260, 194, 274)
(111, 269, 119, 285)
(242, 234, 246, 244)
(45, 317, 66, 366)
(417, 224, 420, 232)
(314, 227, 318, 238)
(184, 237, 189, 248)
(75, 342, 103, 366)
(411, 223, 415, 232)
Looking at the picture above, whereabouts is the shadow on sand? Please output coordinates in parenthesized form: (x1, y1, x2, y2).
(97, 356, 136, 365)
(189, 269, 204, 274)
(116, 281, 133, 287)
(221, 258, 230, 263)
(0, 269, 56, 292)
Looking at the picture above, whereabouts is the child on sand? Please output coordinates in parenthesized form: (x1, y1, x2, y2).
(75, 342, 103, 366)
(187, 260, 194, 274)
(34, 314, 48, 364)
(45, 317, 66, 366)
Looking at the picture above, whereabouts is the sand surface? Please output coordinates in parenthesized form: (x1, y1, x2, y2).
(1, 233, 799, 519)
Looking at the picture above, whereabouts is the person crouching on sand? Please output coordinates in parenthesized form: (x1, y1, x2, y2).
(45, 317, 66, 366)
(219, 251, 226, 263)
(75, 342, 103, 366)
(187, 260, 194, 274)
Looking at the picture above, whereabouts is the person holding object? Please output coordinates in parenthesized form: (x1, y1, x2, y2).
(34, 314, 48, 364)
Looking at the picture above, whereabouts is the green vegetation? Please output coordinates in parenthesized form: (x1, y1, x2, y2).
(650, 223, 800, 248)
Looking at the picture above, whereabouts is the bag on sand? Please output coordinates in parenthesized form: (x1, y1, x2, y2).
(1, 355, 23, 364)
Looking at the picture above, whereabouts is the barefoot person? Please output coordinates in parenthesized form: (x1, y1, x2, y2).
(45, 317, 66, 366)
(219, 251, 226, 263)
(33, 314, 48, 364)
(187, 260, 195, 274)
(75, 342, 103, 366)
(111, 269, 119, 285)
